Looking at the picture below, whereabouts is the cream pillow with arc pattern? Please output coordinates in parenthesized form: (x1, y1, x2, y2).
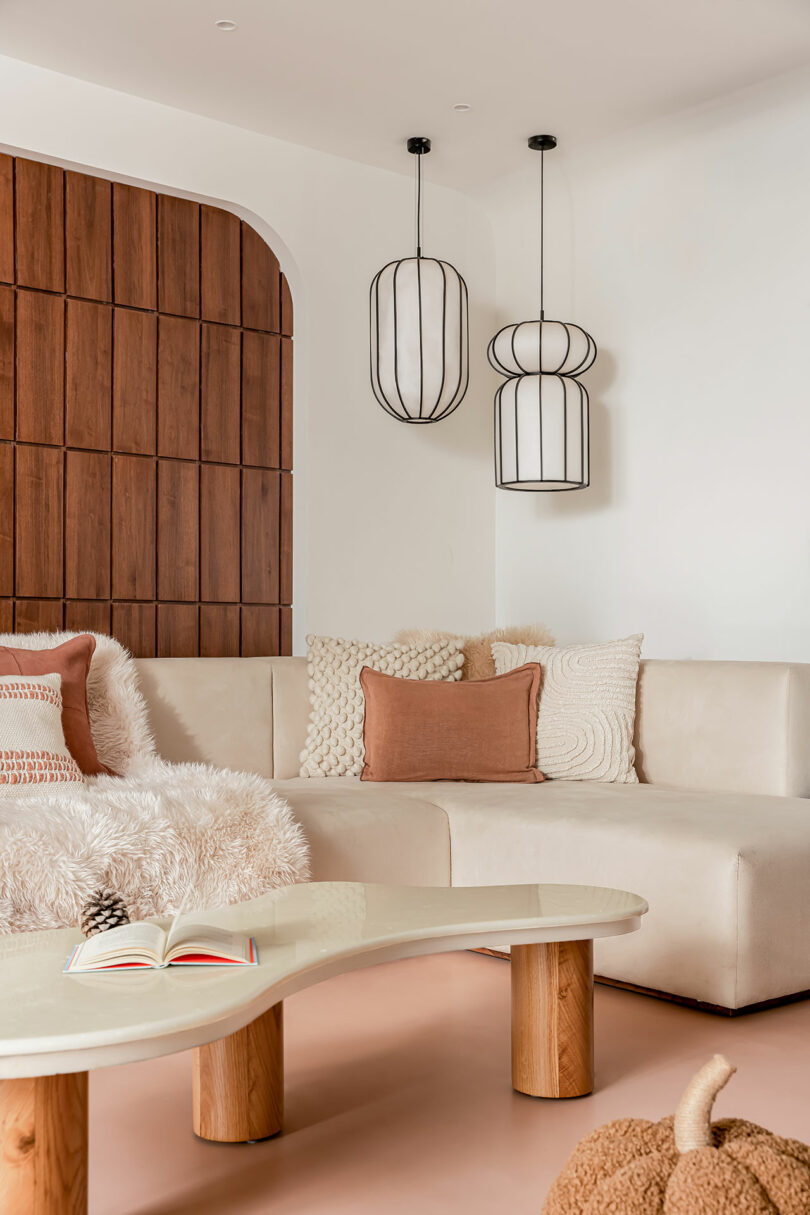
(491, 635, 643, 783)
(300, 635, 464, 777)
(0, 674, 84, 795)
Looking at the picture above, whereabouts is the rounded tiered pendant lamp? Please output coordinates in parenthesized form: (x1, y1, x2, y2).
(370, 138, 469, 423)
(489, 135, 596, 490)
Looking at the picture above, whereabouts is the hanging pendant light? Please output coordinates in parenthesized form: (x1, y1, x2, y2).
(489, 135, 596, 490)
(370, 137, 469, 423)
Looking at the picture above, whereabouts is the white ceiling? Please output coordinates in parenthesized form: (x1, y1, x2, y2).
(3, 0, 810, 188)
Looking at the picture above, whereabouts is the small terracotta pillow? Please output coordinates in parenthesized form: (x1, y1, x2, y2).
(360, 663, 544, 783)
(0, 635, 109, 775)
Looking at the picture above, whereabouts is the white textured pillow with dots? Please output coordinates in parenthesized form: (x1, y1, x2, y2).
(299, 635, 465, 778)
(491, 634, 643, 783)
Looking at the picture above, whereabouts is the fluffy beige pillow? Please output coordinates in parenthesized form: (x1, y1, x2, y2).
(300, 635, 464, 777)
(394, 624, 553, 681)
(491, 635, 643, 783)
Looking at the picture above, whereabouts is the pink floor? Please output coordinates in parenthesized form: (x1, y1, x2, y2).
(90, 951, 810, 1214)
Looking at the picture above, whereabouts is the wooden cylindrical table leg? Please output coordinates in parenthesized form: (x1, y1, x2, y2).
(0, 1072, 88, 1215)
(193, 1003, 283, 1143)
(511, 940, 593, 1099)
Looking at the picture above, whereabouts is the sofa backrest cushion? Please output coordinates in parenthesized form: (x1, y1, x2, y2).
(136, 654, 810, 797)
(635, 660, 810, 797)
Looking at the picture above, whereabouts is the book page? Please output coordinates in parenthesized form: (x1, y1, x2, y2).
(165, 924, 252, 963)
(73, 921, 166, 966)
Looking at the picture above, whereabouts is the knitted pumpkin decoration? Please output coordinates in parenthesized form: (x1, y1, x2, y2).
(542, 1055, 810, 1214)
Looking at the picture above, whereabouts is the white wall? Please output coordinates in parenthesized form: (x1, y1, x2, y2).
(0, 55, 497, 651)
(480, 69, 810, 661)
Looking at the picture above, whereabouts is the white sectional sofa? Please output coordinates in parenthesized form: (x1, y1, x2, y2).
(134, 655, 810, 1013)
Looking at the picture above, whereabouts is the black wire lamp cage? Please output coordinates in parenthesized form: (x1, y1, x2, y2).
(370, 137, 470, 423)
(488, 135, 597, 490)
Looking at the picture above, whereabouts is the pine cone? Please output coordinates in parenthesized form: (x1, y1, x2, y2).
(80, 889, 131, 938)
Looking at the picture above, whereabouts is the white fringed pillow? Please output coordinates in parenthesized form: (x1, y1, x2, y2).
(300, 635, 464, 777)
(0, 674, 84, 796)
(492, 635, 643, 783)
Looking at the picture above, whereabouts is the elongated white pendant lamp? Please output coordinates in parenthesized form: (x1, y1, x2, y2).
(370, 137, 469, 423)
(489, 135, 596, 490)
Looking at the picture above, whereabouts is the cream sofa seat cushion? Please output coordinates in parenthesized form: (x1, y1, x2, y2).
(277, 779, 450, 887)
(372, 778, 810, 1010)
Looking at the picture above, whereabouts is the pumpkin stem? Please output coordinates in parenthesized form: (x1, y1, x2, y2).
(674, 1054, 736, 1153)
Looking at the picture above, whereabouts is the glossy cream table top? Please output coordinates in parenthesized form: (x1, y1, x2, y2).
(0, 882, 647, 1078)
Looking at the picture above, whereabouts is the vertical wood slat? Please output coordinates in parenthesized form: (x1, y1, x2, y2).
(200, 604, 240, 657)
(0, 599, 12, 632)
(157, 316, 199, 458)
(200, 463, 240, 601)
(113, 183, 156, 309)
(0, 286, 13, 439)
(241, 221, 280, 333)
(66, 601, 111, 634)
(157, 604, 199, 657)
(0, 155, 13, 285)
(15, 445, 63, 598)
(15, 160, 64, 292)
(15, 600, 64, 634)
(201, 324, 241, 463)
(201, 206, 241, 325)
(242, 332, 281, 468)
(280, 338, 293, 471)
(280, 606, 292, 657)
(65, 451, 110, 599)
(112, 603, 155, 657)
(0, 445, 13, 596)
(65, 600, 111, 631)
(158, 196, 200, 318)
(16, 291, 64, 445)
(65, 171, 112, 301)
(112, 455, 155, 599)
(241, 606, 280, 657)
(242, 469, 280, 603)
(113, 309, 157, 454)
(66, 300, 112, 449)
(280, 274, 293, 338)
(157, 460, 199, 601)
(280, 473, 292, 605)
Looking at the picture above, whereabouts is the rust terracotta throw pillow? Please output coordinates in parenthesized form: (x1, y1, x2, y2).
(0, 635, 108, 775)
(360, 663, 544, 783)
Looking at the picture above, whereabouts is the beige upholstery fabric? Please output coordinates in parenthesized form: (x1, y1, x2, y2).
(135, 658, 275, 777)
(635, 660, 810, 796)
(279, 778, 450, 886)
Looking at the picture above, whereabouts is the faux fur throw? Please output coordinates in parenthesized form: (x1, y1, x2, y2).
(0, 758, 310, 935)
(0, 631, 310, 935)
(394, 624, 554, 681)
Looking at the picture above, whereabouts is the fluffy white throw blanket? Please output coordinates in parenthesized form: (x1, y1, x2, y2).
(0, 631, 310, 934)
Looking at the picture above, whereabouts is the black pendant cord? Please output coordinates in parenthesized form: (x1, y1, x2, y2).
(539, 148, 544, 320)
(416, 151, 423, 258)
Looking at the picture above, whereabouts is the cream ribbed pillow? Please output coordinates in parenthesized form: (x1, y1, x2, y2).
(300, 635, 464, 777)
(491, 635, 643, 783)
(0, 674, 84, 796)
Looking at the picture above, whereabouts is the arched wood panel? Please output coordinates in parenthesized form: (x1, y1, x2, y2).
(0, 153, 293, 657)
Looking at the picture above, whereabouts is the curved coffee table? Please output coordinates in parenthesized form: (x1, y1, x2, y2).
(0, 881, 646, 1213)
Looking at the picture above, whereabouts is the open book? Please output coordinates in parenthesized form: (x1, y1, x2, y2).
(65, 915, 257, 973)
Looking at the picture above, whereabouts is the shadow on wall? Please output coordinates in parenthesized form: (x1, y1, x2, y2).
(545, 347, 616, 517)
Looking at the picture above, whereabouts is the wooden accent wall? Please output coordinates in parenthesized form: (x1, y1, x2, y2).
(0, 153, 293, 657)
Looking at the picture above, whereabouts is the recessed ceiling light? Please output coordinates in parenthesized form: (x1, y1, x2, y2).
(214, 19, 237, 31)
(452, 103, 472, 112)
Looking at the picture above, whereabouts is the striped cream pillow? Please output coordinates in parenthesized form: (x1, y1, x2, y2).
(491, 635, 643, 783)
(0, 674, 85, 795)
